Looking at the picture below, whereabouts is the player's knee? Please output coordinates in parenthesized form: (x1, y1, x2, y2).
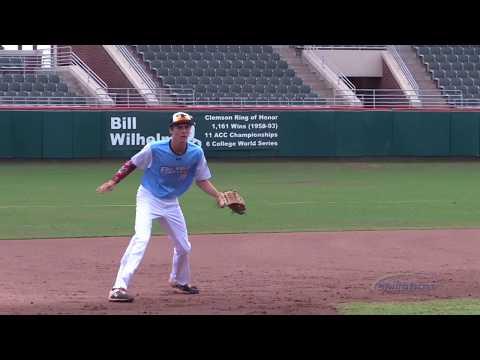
(176, 242, 192, 256)
(132, 232, 150, 249)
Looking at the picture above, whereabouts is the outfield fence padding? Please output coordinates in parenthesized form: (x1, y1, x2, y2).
(1, 110, 480, 158)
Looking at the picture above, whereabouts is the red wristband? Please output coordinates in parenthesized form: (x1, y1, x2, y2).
(112, 160, 137, 183)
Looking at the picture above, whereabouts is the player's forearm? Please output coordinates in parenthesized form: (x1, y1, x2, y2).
(196, 179, 221, 198)
(112, 160, 137, 184)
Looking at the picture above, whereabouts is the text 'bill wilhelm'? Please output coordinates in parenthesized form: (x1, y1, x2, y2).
(110, 133, 168, 146)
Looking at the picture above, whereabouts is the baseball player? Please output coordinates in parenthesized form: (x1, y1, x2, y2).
(97, 112, 226, 302)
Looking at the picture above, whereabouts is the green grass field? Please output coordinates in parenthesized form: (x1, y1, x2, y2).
(338, 299, 480, 315)
(3, 159, 480, 314)
(2, 159, 480, 240)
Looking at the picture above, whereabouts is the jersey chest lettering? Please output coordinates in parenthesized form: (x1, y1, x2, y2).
(159, 166, 190, 180)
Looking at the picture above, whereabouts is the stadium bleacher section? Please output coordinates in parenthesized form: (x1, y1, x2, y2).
(129, 44, 326, 105)
(414, 45, 480, 100)
(0, 55, 86, 105)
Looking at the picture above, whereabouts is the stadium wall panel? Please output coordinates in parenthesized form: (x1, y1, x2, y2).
(2, 110, 480, 158)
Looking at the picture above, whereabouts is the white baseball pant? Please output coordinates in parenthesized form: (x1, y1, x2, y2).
(112, 185, 192, 290)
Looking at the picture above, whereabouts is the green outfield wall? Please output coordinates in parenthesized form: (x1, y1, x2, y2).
(1, 110, 480, 158)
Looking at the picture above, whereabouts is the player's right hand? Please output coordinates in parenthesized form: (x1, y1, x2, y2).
(96, 180, 116, 193)
(216, 192, 226, 208)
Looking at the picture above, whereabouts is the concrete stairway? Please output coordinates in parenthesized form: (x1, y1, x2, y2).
(55, 68, 90, 97)
(395, 45, 446, 105)
(272, 45, 334, 101)
(123, 46, 176, 105)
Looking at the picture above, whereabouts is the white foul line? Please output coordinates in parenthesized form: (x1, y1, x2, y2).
(267, 199, 457, 206)
(0, 204, 135, 209)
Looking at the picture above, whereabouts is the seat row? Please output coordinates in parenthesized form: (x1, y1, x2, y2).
(161, 75, 304, 87)
(148, 58, 286, 71)
(170, 83, 312, 95)
(0, 73, 61, 83)
(134, 44, 274, 54)
(157, 67, 295, 79)
(141, 51, 280, 62)
(0, 82, 68, 92)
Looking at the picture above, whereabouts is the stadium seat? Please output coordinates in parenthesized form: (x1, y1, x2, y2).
(188, 77, 199, 86)
(292, 76, 303, 86)
(9, 83, 20, 92)
(198, 60, 208, 69)
(209, 60, 221, 69)
(193, 68, 204, 77)
(269, 77, 281, 86)
(180, 52, 191, 61)
(465, 63, 476, 72)
(191, 52, 202, 61)
(228, 68, 239, 77)
(262, 69, 273, 77)
(45, 83, 57, 92)
(227, 45, 240, 53)
(170, 68, 181, 77)
(230, 84, 242, 94)
(277, 85, 288, 94)
(181, 68, 193, 77)
(239, 68, 250, 77)
(251, 68, 262, 77)
(203, 52, 213, 61)
(246, 77, 257, 86)
(220, 60, 232, 69)
(300, 85, 312, 94)
(13, 74, 24, 83)
(157, 67, 169, 77)
(465, 47, 476, 56)
(164, 76, 176, 85)
(216, 68, 227, 77)
(37, 74, 48, 84)
(172, 45, 183, 52)
(194, 45, 206, 53)
(214, 52, 225, 61)
(254, 84, 265, 94)
(212, 77, 223, 85)
(273, 68, 285, 78)
(265, 84, 277, 94)
(205, 68, 216, 77)
(257, 77, 269, 86)
(199, 76, 210, 85)
(234, 77, 246, 86)
(2, 74, 13, 83)
(442, 46, 453, 55)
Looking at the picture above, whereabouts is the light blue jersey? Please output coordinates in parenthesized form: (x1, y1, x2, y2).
(131, 140, 211, 199)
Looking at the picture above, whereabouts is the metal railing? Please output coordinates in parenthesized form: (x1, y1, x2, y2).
(0, 95, 102, 106)
(302, 50, 356, 91)
(387, 45, 419, 91)
(334, 88, 463, 107)
(115, 45, 157, 89)
(1, 85, 480, 108)
(98, 87, 195, 106)
(301, 45, 388, 50)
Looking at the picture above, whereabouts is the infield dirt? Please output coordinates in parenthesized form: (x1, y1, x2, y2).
(1, 229, 480, 314)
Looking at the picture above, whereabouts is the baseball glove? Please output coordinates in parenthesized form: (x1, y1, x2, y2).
(220, 190, 246, 215)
